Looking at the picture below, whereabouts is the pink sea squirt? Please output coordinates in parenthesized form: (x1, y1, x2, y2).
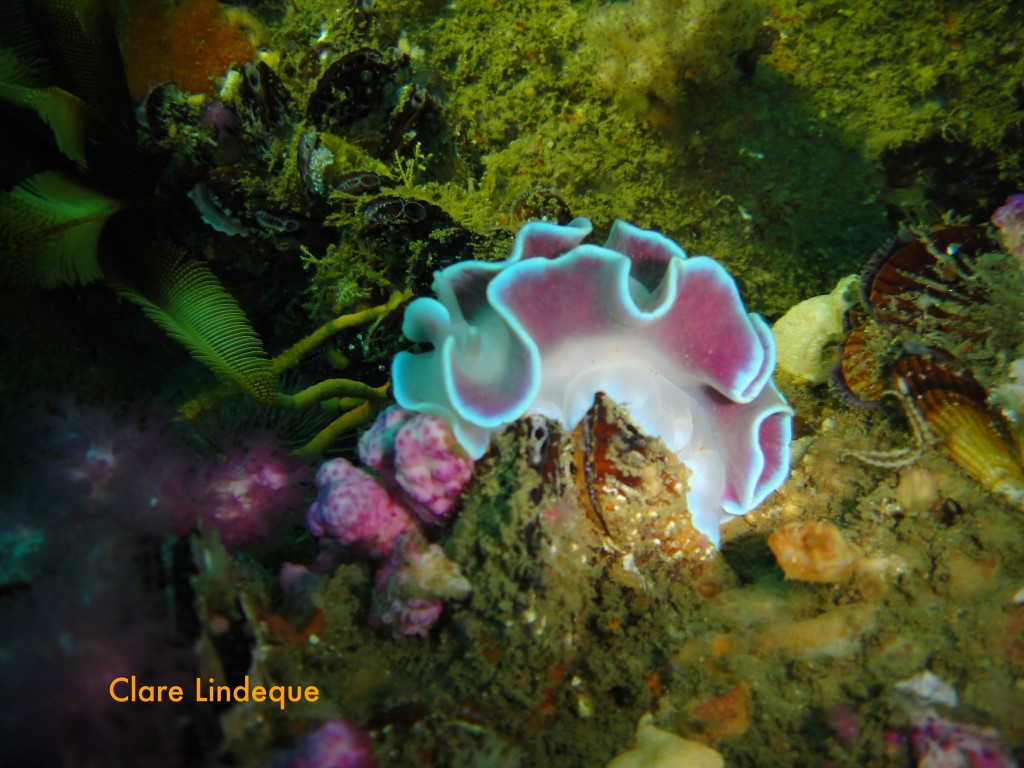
(306, 408, 474, 635)
(370, 528, 471, 637)
(909, 710, 1018, 768)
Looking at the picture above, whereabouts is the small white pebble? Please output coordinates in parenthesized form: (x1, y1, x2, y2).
(895, 670, 958, 709)
(1013, 585, 1024, 604)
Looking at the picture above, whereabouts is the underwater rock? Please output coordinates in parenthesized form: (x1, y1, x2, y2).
(688, 681, 752, 742)
(772, 274, 856, 384)
(393, 218, 793, 546)
(894, 466, 945, 514)
(577, 0, 762, 110)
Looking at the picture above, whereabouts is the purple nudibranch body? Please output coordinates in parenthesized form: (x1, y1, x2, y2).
(393, 218, 793, 546)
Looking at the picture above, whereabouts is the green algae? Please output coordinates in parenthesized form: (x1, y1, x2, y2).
(233, 1, 1006, 346)
(215, 0, 1024, 324)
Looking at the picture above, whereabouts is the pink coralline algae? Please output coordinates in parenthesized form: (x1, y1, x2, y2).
(24, 400, 310, 546)
(358, 406, 474, 524)
(194, 436, 312, 547)
(910, 710, 1018, 768)
(371, 528, 471, 637)
(393, 218, 793, 547)
(306, 408, 474, 635)
(992, 193, 1024, 261)
(277, 719, 376, 768)
(306, 457, 416, 558)
(357, 406, 411, 476)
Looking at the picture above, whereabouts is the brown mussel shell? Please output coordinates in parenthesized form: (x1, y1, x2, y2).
(306, 48, 406, 129)
(241, 61, 294, 129)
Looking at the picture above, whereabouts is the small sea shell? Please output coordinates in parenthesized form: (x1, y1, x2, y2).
(188, 180, 253, 237)
(297, 129, 335, 198)
(767, 520, 858, 583)
(861, 226, 991, 333)
(306, 47, 402, 128)
(381, 83, 430, 155)
(831, 310, 890, 407)
(898, 355, 1024, 506)
(297, 130, 397, 200)
(510, 187, 573, 229)
(605, 714, 724, 768)
(894, 670, 958, 709)
(240, 60, 293, 127)
(773, 274, 856, 384)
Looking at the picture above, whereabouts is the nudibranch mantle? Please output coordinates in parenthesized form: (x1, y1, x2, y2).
(393, 218, 793, 546)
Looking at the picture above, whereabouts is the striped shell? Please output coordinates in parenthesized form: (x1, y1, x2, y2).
(833, 226, 1024, 505)
(898, 356, 1024, 505)
(861, 226, 992, 333)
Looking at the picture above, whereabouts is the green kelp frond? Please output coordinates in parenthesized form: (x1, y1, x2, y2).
(109, 244, 278, 404)
(0, 171, 125, 287)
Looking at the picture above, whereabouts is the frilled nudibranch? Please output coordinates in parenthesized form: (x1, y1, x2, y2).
(393, 218, 793, 545)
